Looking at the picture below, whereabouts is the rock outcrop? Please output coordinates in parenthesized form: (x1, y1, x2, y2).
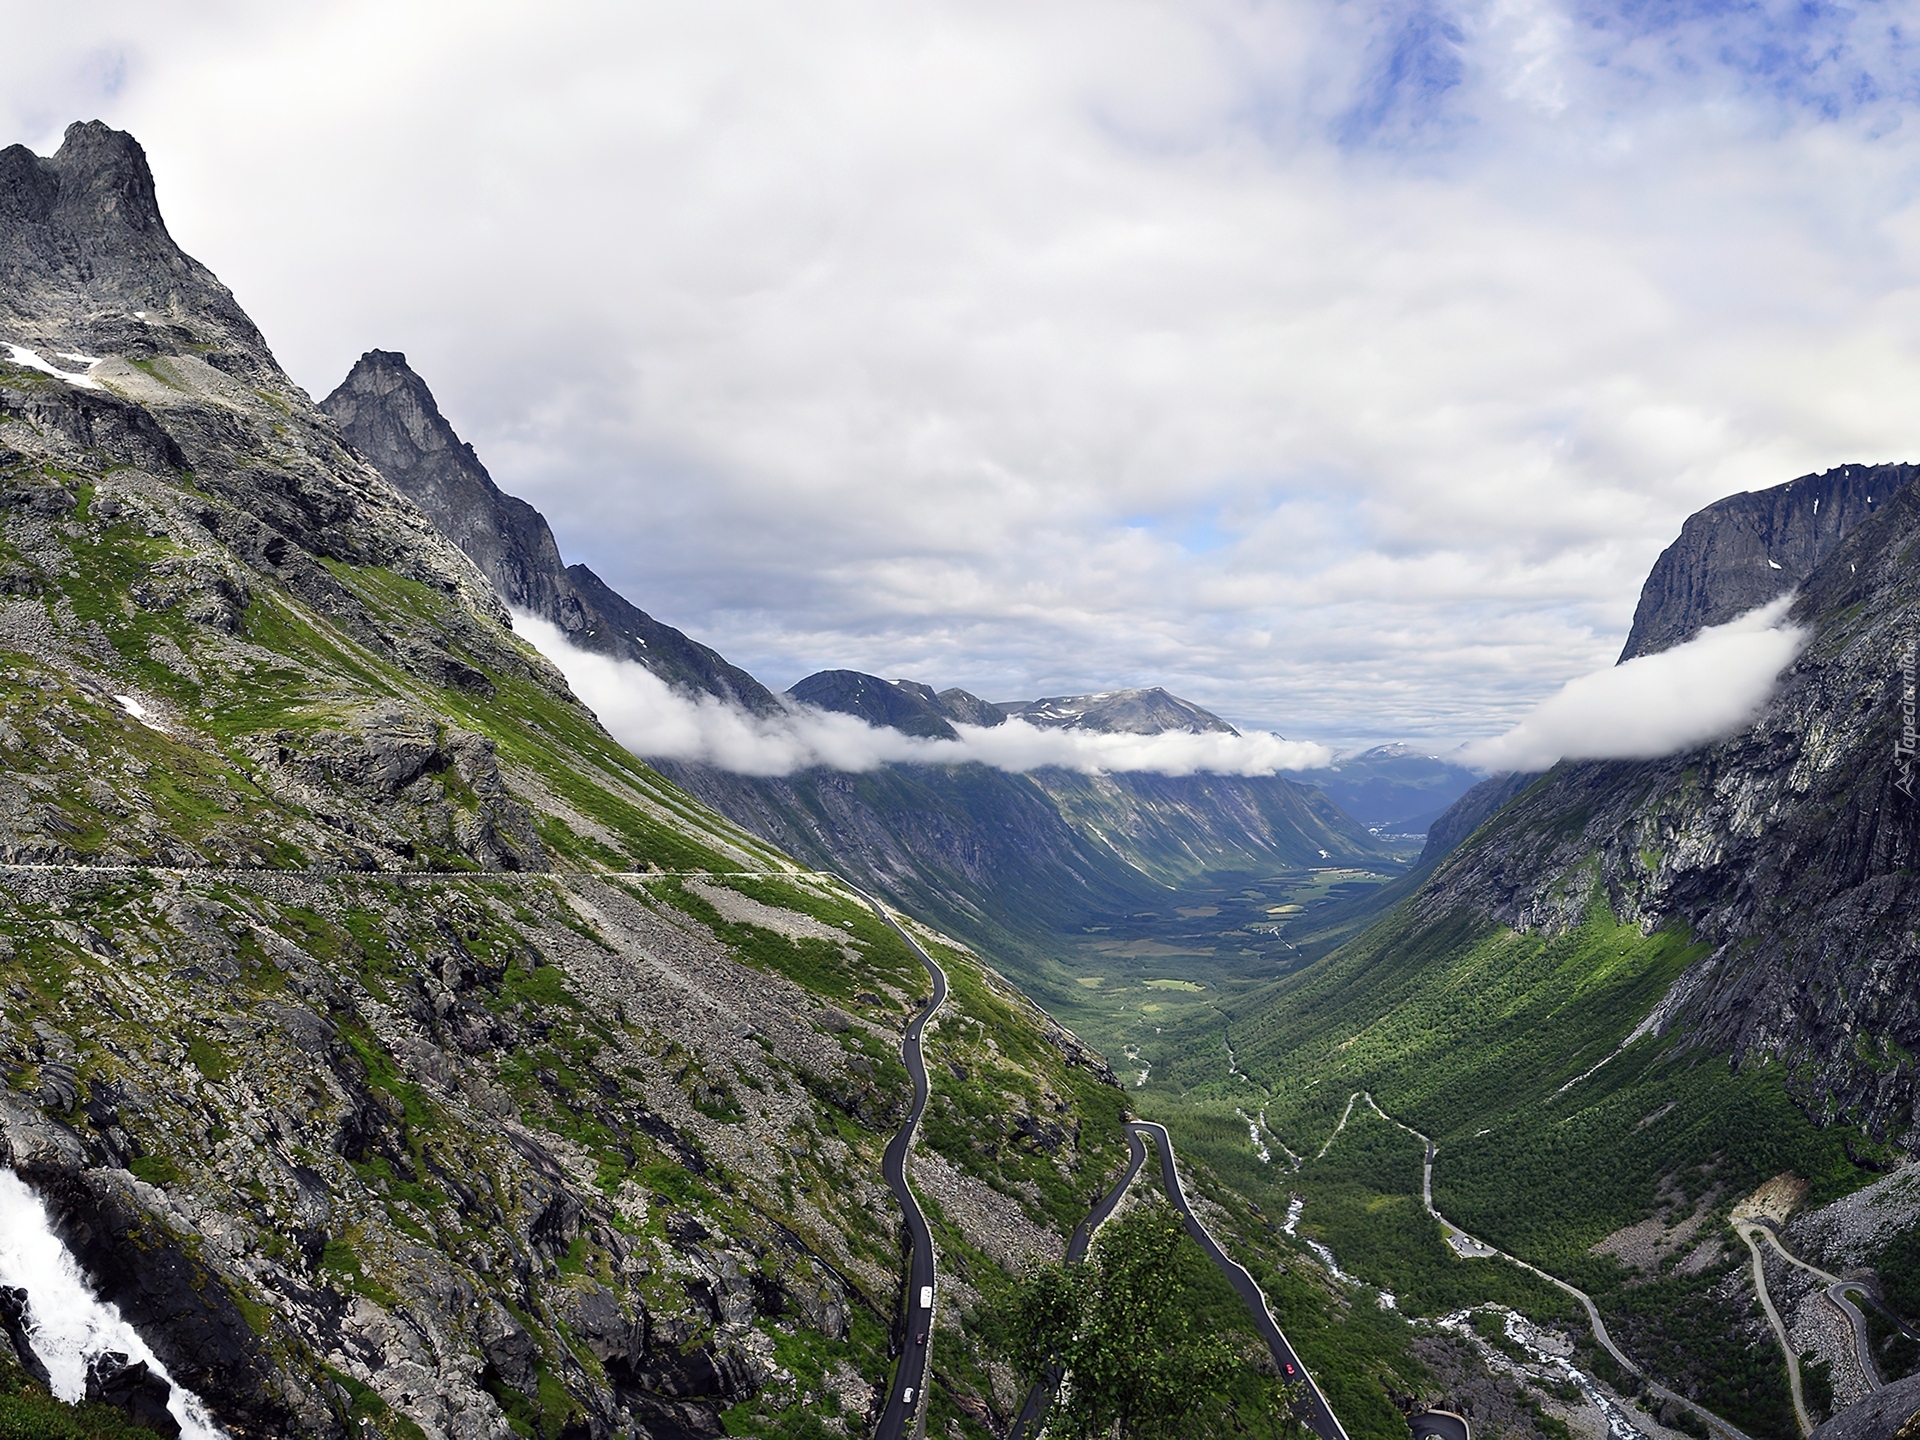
(1417, 464, 1920, 1141)
(86, 1352, 181, 1439)
(321, 350, 780, 715)
(1806, 1371, 1920, 1440)
(1619, 462, 1920, 660)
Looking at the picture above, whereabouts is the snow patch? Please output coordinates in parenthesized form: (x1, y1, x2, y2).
(112, 694, 166, 732)
(3, 345, 104, 390)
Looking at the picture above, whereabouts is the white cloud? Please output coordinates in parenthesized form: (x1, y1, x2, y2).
(1459, 598, 1807, 773)
(8, 4, 1920, 744)
(517, 612, 1331, 777)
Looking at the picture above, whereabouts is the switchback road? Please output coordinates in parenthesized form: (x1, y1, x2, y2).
(1008, 1127, 1151, 1440)
(1735, 1223, 1812, 1437)
(1741, 1221, 1887, 1400)
(1129, 1120, 1352, 1440)
(854, 891, 949, 1440)
(1342, 1094, 1754, 1440)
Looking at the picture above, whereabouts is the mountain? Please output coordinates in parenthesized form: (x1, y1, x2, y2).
(0, 121, 1133, 1440)
(999, 687, 1237, 735)
(1619, 461, 1919, 660)
(321, 349, 781, 714)
(1195, 462, 1920, 1439)
(785, 671, 973, 739)
(313, 357, 1401, 979)
(1, 121, 273, 381)
(693, 674, 1395, 960)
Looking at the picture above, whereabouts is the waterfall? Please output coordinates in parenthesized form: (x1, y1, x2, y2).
(0, 1169, 229, 1440)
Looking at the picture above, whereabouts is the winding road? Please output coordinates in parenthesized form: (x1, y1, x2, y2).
(1130, 1119, 1353, 1440)
(1007, 1127, 1152, 1440)
(1738, 1219, 1890, 1410)
(1735, 1223, 1813, 1437)
(1339, 1093, 1756, 1440)
(1008, 1119, 1352, 1440)
(853, 890, 949, 1440)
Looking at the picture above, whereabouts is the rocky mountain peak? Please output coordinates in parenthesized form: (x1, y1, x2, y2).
(1001, 686, 1239, 736)
(323, 348, 784, 714)
(0, 121, 164, 241)
(322, 348, 564, 613)
(933, 686, 1006, 728)
(1, 121, 271, 372)
(1619, 461, 1920, 661)
(325, 349, 461, 461)
(38, 120, 166, 236)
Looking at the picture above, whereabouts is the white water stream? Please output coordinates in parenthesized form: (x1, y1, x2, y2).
(1281, 1193, 1395, 1308)
(1236, 1108, 1272, 1163)
(0, 1170, 228, 1439)
(1436, 1305, 1651, 1440)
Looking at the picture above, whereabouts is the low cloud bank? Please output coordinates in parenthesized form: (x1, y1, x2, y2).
(1461, 598, 1807, 774)
(517, 613, 1331, 777)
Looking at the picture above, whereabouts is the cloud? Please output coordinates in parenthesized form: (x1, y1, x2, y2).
(1459, 597, 1807, 773)
(10, 5, 1920, 745)
(517, 613, 1331, 777)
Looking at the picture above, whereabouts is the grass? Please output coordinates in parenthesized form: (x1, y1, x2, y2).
(1099, 892, 1881, 1440)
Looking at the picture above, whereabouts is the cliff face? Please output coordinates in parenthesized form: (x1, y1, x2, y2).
(1619, 462, 1919, 660)
(318, 351, 574, 619)
(1424, 467, 1920, 1141)
(321, 351, 781, 716)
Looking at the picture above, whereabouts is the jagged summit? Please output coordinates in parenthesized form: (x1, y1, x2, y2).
(323, 349, 574, 616)
(0, 127, 508, 642)
(322, 348, 782, 714)
(0, 120, 272, 374)
(783, 673, 1240, 741)
(1000, 686, 1238, 736)
(1619, 461, 1920, 661)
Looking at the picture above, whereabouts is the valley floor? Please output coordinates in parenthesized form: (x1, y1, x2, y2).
(1012, 871, 1920, 1440)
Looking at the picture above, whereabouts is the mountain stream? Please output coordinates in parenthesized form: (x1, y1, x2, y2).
(1434, 1306, 1653, 1440)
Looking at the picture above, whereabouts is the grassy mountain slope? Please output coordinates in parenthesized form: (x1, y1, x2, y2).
(0, 122, 1133, 1440)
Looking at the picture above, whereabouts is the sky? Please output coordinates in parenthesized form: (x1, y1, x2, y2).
(10, 1, 1920, 749)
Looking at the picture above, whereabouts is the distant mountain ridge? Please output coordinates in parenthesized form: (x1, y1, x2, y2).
(784, 670, 996, 739)
(317, 356, 1400, 973)
(1299, 743, 1481, 835)
(1000, 687, 1238, 735)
